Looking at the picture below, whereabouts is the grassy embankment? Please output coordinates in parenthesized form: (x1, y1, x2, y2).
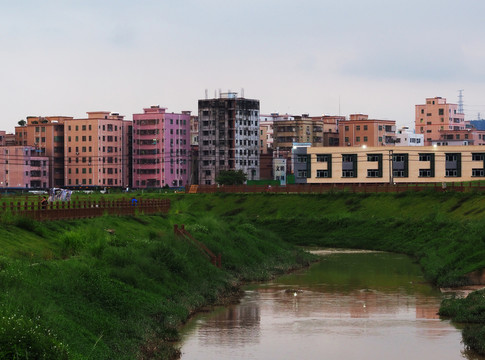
(0, 198, 314, 359)
(175, 191, 485, 355)
(1, 190, 485, 357)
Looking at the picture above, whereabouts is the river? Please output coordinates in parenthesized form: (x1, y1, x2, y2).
(179, 250, 483, 360)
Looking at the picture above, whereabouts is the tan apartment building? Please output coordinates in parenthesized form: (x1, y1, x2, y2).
(15, 116, 72, 187)
(273, 115, 323, 150)
(338, 114, 396, 147)
(293, 145, 485, 184)
(259, 113, 294, 155)
(415, 97, 465, 146)
(64, 112, 128, 189)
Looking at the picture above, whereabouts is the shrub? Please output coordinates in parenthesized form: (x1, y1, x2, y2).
(59, 231, 86, 257)
(0, 313, 69, 360)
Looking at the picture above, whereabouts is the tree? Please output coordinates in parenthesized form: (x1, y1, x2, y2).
(216, 170, 247, 185)
(17, 119, 26, 126)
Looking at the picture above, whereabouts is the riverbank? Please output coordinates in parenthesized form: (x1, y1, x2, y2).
(173, 191, 485, 355)
(0, 208, 315, 359)
(1, 191, 485, 357)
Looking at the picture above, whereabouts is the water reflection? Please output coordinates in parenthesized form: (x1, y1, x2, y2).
(180, 252, 484, 360)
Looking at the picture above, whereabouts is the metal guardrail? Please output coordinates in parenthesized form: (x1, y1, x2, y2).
(2, 198, 171, 221)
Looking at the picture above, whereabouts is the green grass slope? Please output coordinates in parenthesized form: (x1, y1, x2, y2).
(1, 190, 485, 358)
(0, 209, 313, 359)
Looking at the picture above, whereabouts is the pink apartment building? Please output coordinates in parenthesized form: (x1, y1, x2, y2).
(0, 146, 49, 189)
(64, 112, 128, 189)
(133, 106, 191, 188)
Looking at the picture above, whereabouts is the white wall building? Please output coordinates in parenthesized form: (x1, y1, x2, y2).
(395, 126, 424, 146)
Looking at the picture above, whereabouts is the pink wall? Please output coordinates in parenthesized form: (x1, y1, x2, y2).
(133, 106, 191, 188)
(0, 146, 50, 188)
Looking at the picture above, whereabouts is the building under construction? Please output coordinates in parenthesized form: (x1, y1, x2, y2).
(198, 92, 260, 185)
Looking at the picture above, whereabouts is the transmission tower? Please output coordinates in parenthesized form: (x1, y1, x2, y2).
(458, 89, 464, 114)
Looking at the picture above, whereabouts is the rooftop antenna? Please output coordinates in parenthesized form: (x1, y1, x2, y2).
(205, 89, 208, 99)
(458, 89, 464, 114)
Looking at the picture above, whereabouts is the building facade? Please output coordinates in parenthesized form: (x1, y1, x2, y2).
(338, 114, 396, 147)
(294, 145, 485, 184)
(415, 97, 465, 146)
(198, 93, 260, 185)
(259, 113, 294, 155)
(133, 106, 191, 188)
(0, 146, 49, 189)
(395, 127, 424, 146)
(64, 112, 127, 188)
(15, 116, 71, 187)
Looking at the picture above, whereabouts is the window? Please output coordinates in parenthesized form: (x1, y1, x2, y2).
(367, 169, 380, 177)
(364, 136, 368, 142)
(316, 154, 330, 162)
(472, 169, 485, 177)
(419, 169, 433, 177)
(356, 126, 360, 131)
(367, 154, 380, 162)
(419, 154, 432, 161)
(472, 153, 485, 161)
(364, 125, 368, 130)
(316, 170, 330, 178)
(342, 170, 355, 178)
(356, 137, 360, 142)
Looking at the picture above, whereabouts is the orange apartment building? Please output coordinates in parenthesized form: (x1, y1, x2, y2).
(338, 114, 396, 147)
(15, 116, 72, 187)
(415, 97, 465, 146)
(64, 112, 130, 189)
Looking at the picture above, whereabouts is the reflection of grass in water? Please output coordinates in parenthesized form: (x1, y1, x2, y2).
(276, 252, 426, 294)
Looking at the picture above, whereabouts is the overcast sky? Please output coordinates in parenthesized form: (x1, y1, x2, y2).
(1, 0, 485, 132)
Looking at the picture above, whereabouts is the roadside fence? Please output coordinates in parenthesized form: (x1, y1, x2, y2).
(188, 182, 485, 194)
(2, 198, 171, 221)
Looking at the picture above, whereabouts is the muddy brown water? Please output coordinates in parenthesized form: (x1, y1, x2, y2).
(179, 251, 484, 360)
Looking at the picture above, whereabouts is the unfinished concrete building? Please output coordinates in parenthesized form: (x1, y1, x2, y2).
(198, 92, 260, 185)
